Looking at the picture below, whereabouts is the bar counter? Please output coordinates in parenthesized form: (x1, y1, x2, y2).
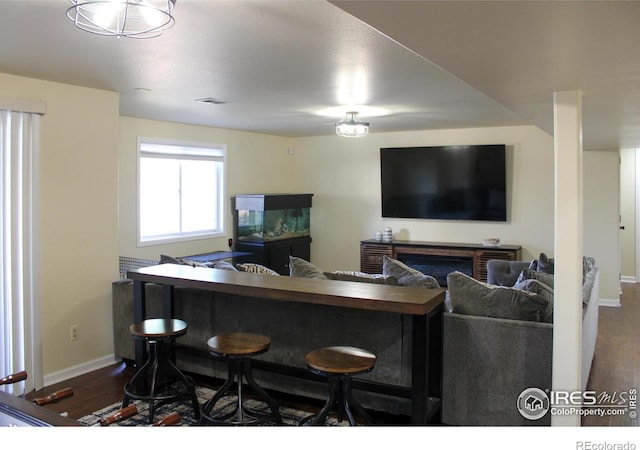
(128, 263, 443, 316)
(126, 263, 446, 425)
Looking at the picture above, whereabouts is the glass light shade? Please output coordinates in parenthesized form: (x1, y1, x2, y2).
(67, 0, 176, 39)
(335, 111, 369, 138)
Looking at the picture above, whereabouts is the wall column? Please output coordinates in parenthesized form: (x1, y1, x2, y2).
(552, 90, 583, 426)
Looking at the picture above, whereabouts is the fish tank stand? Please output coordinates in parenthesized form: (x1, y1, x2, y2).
(233, 194, 313, 275)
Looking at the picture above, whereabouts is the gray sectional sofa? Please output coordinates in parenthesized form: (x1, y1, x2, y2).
(441, 257, 599, 426)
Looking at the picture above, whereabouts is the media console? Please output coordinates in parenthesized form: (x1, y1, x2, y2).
(360, 239, 522, 285)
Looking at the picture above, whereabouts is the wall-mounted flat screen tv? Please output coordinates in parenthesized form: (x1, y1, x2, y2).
(380, 144, 507, 221)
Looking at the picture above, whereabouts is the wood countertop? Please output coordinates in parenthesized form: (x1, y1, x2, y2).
(127, 263, 445, 316)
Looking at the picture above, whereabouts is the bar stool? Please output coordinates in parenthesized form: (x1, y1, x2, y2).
(122, 318, 201, 424)
(300, 346, 376, 426)
(201, 332, 281, 425)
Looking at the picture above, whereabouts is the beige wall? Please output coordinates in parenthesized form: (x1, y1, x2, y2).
(0, 73, 119, 377)
(289, 126, 556, 272)
(288, 128, 620, 301)
(118, 117, 295, 261)
(619, 148, 636, 279)
(583, 150, 621, 301)
(119, 122, 621, 302)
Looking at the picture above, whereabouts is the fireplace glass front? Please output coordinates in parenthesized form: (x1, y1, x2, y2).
(396, 253, 473, 287)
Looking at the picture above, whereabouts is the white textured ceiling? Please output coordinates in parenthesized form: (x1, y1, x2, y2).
(1, 0, 638, 150)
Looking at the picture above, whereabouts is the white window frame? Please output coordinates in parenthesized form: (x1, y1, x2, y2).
(137, 137, 226, 246)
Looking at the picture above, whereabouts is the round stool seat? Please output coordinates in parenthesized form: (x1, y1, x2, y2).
(207, 332, 271, 357)
(129, 318, 188, 339)
(201, 332, 280, 425)
(300, 346, 376, 426)
(122, 318, 199, 424)
(305, 346, 376, 375)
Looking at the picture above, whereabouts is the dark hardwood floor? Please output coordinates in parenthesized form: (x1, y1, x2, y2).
(23, 360, 137, 421)
(20, 282, 639, 426)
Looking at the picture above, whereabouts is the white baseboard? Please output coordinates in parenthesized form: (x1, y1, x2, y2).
(43, 354, 120, 387)
(620, 276, 636, 283)
(599, 297, 622, 308)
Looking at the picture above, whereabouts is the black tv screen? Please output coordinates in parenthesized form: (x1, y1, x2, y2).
(380, 145, 507, 221)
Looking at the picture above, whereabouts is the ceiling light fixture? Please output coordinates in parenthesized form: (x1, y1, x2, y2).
(335, 111, 369, 138)
(66, 0, 177, 39)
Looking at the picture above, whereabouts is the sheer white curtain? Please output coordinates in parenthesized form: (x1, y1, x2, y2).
(0, 98, 45, 395)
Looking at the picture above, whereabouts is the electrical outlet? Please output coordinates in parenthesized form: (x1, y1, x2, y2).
(70, 325, 79, 341)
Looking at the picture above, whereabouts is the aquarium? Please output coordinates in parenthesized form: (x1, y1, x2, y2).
(234, 194, 313, 244)
(237, 207, 311, 243)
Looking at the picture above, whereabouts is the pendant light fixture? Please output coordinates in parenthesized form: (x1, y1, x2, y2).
(66, 0, 177, 39)
(335, 111, 369, 138)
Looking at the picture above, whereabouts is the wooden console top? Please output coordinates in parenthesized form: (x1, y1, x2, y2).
(361, 239, 522, 251)
(128, 263, 445, 316)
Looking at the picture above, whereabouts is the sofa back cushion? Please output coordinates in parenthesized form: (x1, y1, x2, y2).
(382, 256, 440, 289)
(288, 256, 327, 279)
(447, 271, 552, 323)
(486, 260, 530, 286)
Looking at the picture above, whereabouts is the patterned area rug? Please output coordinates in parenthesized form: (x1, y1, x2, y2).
(78, 386, 342, 427)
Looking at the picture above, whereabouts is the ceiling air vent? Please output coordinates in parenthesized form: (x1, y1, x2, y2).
(195, 97, 227, 105)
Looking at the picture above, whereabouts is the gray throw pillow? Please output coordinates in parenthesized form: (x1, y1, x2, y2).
(398, 274, 442, 289)
(583, 256, 595, 272)
(160, 254, 210, 268)
(236, 263, 280, 276)
(447, 271, 550, 322)
(513, 278, 554, 323)
(288, 256, 327, 279)
(382, 255, 440, 289)
(583, 256, 596, 278)
(212, 261, 238, 271)
(517, 268, 554, 289)
(324, 271, 398, 285)
(537, 253, 555, 274)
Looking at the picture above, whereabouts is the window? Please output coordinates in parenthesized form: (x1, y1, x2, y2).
(138, 138, 225, 245)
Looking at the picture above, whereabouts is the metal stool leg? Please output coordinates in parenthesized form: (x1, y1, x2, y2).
(202, 359, 239, 422)
(343, 377, 373, 425)
(162, 348, 201, 421)
(300, 377, 340, 426)
(243, 359, 281, 423)
(122, 341, 155, 410)
(201, 357, 280, 425)
(124, 337, 200, 424)
(300, 375, 371, 426)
